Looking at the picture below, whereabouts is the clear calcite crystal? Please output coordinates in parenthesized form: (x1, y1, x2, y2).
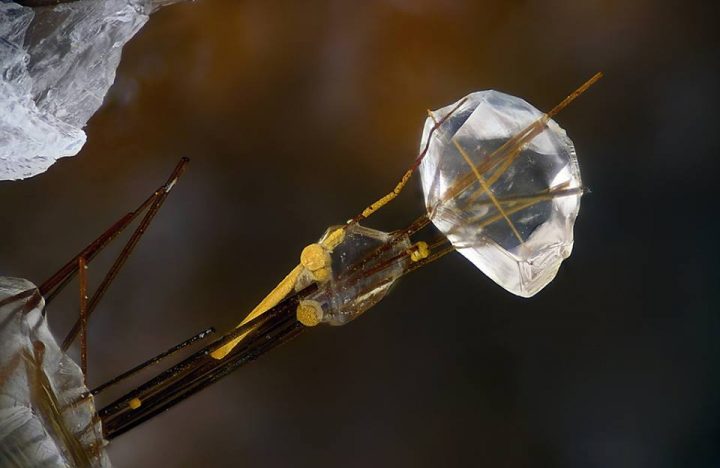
(304, 224, 411, 325)
(419, 91, 582, 297)
(0, 277, 110, 467)
(0, 0, 179, 181)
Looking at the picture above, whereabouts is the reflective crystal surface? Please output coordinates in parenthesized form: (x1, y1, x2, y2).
(0, 0, 177, 181)
(0, 277, 110, 467)
(307, 224, 410, 325)
(419, 91, 582, 297)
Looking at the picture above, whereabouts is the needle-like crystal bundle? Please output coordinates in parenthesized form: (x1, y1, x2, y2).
(0, 277, 110, 467)
(419, 91, 582, 297)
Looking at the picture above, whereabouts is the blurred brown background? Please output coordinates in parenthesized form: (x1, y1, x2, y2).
(1, 0, 719, 466)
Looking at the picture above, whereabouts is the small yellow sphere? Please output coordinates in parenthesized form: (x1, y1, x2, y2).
(300, 243, 327, 271)
(296, 301, 323, 327)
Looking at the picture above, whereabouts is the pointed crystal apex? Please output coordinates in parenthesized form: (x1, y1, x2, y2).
(419, 91, 582, 297)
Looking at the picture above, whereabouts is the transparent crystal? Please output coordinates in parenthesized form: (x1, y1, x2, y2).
(419, 91, 582, 297)
(0, 277, 110, 467)
(305, 224, 410, 325)
(0, 0, 178, 181)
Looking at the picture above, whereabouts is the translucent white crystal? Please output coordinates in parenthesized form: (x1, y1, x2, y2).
(0, 0, 176, 181)
(419, 91, 582, 297)
(303, 224, 410, 325)
(0, 277, 110, 467)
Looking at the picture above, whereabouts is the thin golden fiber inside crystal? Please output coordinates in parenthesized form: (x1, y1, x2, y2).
(457, 186, 583, 232)
(427, 110, 524, 244)
(452, 137, 524, 244)
(434, 73, 602, 212)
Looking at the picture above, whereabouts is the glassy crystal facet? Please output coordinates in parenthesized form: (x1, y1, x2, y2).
(419, 91, 582, 297)
(0, 277, 110, 467)
(0, 0, 177, 181)
(305, 224, 410, 325)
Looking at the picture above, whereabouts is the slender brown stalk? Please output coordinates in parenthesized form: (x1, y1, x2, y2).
(40, 213, 138, 301)
(62, 158, 190, 351)
(99, 285, 315, 440)
(91, 327, 215, 396)
(78, 256, 88, 382)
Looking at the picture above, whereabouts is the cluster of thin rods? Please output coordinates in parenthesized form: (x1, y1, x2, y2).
(0, 72, 601, 442)
(0, 157, 309, 439)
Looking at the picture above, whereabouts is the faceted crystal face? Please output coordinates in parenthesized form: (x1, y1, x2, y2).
(0, 277, 110, 467)
(0, 0, 180, 180)
(419, 91, 582, 297)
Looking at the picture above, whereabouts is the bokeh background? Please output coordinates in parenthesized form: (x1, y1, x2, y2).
(1, 0, 719, 466)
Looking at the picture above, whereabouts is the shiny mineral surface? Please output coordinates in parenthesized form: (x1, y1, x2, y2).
(0, 277, 110, 467)
(419, 91, 582, 297)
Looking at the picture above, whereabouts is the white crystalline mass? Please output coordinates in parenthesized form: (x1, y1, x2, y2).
(0, 277, 110, 467)
(420, 91, 582, 297)
(0, 0, 170, 181)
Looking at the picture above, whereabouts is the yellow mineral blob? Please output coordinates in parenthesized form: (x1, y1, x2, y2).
(296, 301, 323, 327)
(409, 241, 430, 262)
(300, 243, 327, 271)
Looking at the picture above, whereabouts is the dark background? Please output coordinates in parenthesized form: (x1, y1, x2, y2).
(1, 0, 719, 466)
